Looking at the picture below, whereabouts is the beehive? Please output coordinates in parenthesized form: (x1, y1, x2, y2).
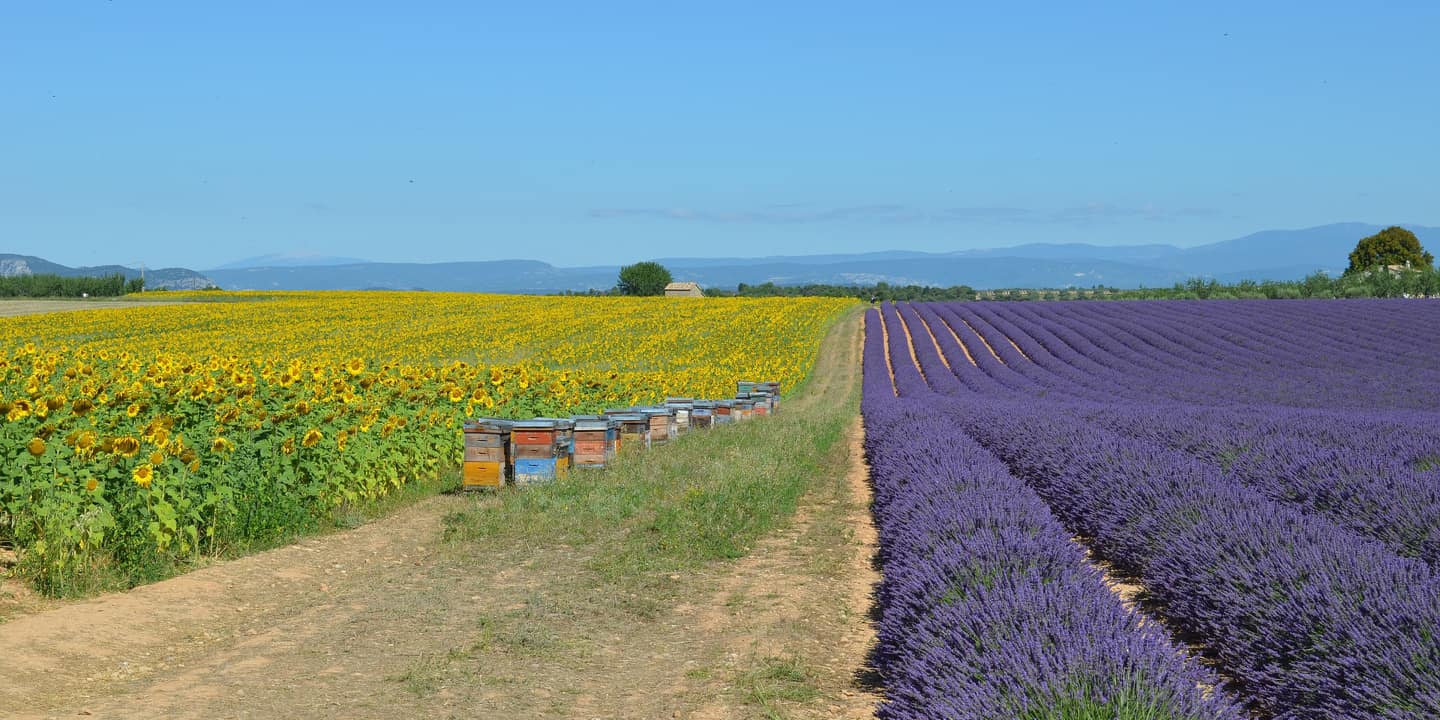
(605, 410, 651, 452)
(534, 417, 575, 478)
(510, 419, 559, 486)
(714, 400, 734, 424)
(756, 382, 781, 413)
(751, 391, 773, 417)
(690, 401, 715, 429)
(640, 407, 677, 445)
(461, 418, 512, 490)
(665, 397, 694, 432)
(571, 415, 617, 468)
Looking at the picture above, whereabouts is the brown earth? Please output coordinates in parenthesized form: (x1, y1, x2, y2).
(0, 313, 880, 720)
(0, 299, 183, 318)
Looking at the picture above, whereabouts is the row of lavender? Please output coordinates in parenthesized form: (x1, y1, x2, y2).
(861, 309, 1239, 719)
(869, 301, 1440, 718)
(903, 300, 1440, 568)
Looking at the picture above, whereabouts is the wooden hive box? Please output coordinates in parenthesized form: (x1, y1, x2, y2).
(461, 418, 513, 490)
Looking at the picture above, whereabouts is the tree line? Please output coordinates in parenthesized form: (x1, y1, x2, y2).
(582, 226, 1438, 301)
(0, 273, 144, 298)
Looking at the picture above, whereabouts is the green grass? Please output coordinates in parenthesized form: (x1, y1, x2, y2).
(422, 308, 861, 713)
(738, 655, 823, 718)
(441, 360, 858, 591)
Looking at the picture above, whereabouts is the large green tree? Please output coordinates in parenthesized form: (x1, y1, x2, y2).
(616, 261, 673, 296)
(1346, 226, 1434, 275)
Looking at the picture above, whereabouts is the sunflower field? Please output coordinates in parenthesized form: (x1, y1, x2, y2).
(0, 291, 852, 594)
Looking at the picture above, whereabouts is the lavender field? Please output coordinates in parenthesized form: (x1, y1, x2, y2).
(863, 300, 1440, 719)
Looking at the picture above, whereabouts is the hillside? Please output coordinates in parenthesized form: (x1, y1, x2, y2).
(204, 222, 1439, 292)
(0, 254, 215, 291)
(9, 222, 1435, 293)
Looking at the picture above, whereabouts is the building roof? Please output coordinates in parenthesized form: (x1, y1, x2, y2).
(664, 282, 702, 291)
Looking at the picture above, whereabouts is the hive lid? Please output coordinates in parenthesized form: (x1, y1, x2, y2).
(532, 417, 575, 429)
(512, 419, 557, 429)
(464, 418, 513, 431)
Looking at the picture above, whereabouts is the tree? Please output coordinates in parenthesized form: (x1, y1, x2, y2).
(616, 261, 673, 296)
(1346, 226, 1434, 275)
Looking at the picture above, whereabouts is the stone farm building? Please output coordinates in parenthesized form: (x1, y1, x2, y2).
(664, 281, 704, 298)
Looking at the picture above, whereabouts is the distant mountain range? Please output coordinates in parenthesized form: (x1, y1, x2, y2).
(0, 254, 215, 290)
(202, 223, 1434, 292)
(5, 223, 1435, 293)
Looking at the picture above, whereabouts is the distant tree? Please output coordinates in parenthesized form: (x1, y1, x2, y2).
(1346, 226, 1434, 275)
(616, 261, 673, 296)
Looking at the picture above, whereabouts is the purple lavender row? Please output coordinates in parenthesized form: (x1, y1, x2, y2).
(1064, 301, 1440, 408)
(1075, 402, 1440, 567)
(916, 395, 1440, 717)
(863, 310, 1240, 719)
(932, 303, 1440, 566)
(975, 300, 1440, 411)
(1151, 299, 1440, 376)
(903, 303, 1440, 572)
(938, 301, 1440, 471)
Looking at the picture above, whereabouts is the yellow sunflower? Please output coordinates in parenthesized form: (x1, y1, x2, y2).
(113, 436, 141, 458)
(132, 464, 154, 488)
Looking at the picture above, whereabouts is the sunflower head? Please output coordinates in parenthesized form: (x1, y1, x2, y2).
(302, 428, 323, 448)
(113, 436, 141, 458)
(132, 463, 154, 488)
(26, 437, 46, 457)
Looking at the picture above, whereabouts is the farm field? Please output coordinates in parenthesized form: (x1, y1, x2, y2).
(864, 299, 1440, 718)
(0, 299, 187, 318)
(0, 291, 852, 595)
(0, 302, 877, 720)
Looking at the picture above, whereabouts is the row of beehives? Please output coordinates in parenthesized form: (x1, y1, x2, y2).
(460, 381, 781, 489)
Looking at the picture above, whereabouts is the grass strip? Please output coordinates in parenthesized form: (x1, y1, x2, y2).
(441, 311, 860, 588)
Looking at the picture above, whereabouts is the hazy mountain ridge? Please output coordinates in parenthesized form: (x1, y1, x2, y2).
(0, 254, 216, 290)
(203, 223, 1437, 292)
(9, 223, 1436, 293)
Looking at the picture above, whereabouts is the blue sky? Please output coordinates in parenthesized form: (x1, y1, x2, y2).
(2, 2, 1437, 270)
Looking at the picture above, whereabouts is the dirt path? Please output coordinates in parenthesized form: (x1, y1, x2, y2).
(0, 299, 185, 318)
(0, 310, 879, 720)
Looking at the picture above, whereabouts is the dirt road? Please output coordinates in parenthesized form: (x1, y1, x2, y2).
(0, 299, 183, 318)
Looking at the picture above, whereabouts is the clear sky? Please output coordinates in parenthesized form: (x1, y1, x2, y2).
(3, 2, 1437, 270)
